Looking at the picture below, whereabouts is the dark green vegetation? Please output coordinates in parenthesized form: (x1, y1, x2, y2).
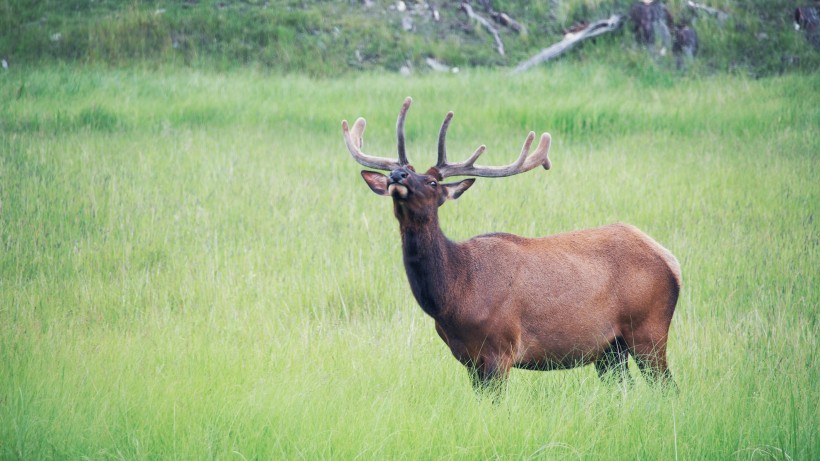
(2, 0, 819, 76)
(1, 64, 818, 459)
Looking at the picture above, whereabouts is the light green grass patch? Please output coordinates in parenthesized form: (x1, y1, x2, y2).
(1, 64, 817, 459)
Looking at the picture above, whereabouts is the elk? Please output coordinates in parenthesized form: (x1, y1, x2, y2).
(341, 97, 681, 391)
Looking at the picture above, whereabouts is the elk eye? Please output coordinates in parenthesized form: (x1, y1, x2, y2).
(429, 180, 437, 187)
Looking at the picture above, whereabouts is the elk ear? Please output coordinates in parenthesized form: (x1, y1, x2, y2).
(361, 170, 390, 196)
(443, 178, 475, 201)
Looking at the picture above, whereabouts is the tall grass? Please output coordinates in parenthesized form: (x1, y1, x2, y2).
(0, 64, 818, 459)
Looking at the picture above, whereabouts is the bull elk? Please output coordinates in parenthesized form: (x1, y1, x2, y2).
(342, 97, 681, 391)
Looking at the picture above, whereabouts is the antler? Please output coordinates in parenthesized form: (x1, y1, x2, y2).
(435, 111, 552, 178)
(343, 98, 552, 178)
(341, 97, 413, 171)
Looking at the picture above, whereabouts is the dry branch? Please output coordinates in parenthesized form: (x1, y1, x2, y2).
(461, 2, 505, 56)
(490, 11, 525, 34)
(687, 1, 729, 23)
(512, 15, 623, 74)
(426, 57, 451, 72)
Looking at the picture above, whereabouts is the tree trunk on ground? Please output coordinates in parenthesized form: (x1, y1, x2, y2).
(511, 15, 623, 74)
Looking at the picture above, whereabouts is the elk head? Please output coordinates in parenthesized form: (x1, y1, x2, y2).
(341, 97, 552, 222)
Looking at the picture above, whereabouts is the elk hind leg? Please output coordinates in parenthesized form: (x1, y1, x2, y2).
(628, 333, 676, 391)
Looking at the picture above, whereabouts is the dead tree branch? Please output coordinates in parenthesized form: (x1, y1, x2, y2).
(490, 11, 525, 34)
(474, 0, 525, 34)
(687, 1, 729, 23)
(461, 2, 505, 56)
(512, 15, 623, 74)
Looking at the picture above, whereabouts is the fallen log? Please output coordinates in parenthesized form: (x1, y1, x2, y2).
(512, 15, 623, 74)
(425, 57, 451, 72)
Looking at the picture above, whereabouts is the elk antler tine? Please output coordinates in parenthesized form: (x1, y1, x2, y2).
(522, 132, 552, 171)
(347, 117, 367, 149)
(397, 96, 412, 165)
(341, 119, 354, 148)
(437, 111, 454, 168)
(342, 118, 365, 158)
(463, 145, 486, 167)
(342, 116, 402, 171)
(506, 131, 535, 169)
(539, 133, 552, 170)
(437, 130, 550, 178)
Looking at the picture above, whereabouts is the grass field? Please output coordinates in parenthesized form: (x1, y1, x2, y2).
(1, 64, 818, 459)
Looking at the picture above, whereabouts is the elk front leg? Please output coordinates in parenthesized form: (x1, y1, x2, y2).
(467, 353, 510, 398)
(436, 323, 511, 397)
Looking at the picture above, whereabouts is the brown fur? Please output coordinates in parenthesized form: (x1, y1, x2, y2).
(361, 166, 680, 389)
(348, 99, 679, 390)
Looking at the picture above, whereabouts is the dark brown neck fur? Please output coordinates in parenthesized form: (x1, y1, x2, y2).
(398, 214, 461, 319)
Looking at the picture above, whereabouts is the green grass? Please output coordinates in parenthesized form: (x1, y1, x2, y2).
(1, 64, 818, 459)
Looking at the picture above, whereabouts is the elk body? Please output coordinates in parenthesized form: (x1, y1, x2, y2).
(342, 98, 681, 390)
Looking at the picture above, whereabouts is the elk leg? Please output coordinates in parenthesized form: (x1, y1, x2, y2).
(629, 337, 677, 390)
(468, 355, 509, 398)
(594, 337, 632, 385)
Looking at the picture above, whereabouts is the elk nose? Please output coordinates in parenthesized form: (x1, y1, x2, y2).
(389, 169, 409, 183)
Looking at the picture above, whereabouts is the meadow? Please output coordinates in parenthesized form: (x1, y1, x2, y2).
(1, 64, 817, 459)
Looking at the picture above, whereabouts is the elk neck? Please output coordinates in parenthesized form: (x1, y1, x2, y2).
(397, 212, 464, 319)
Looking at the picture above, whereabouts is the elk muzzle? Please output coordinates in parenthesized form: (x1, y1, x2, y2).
(387, 168, 410, 199)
